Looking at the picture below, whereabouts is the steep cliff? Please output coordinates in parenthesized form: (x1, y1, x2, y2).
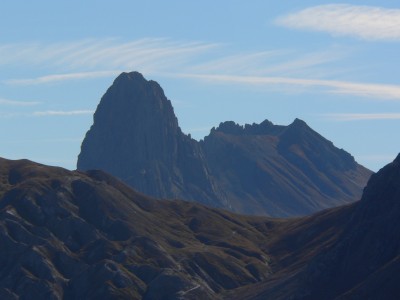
(78, 72, 222, 207)
(78, 72, 372, 217)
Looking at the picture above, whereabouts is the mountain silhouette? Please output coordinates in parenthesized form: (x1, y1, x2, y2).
(77, 71, 371, 217)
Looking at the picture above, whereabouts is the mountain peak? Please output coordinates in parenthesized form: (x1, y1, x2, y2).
(78, 72, 372, 217)
(116, 71, 145, 80)
(78, 71, 180, 174)
(288, 118, 310, 130)
(78, 71, 219, 205)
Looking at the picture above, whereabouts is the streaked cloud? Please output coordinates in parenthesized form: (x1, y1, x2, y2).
(1, 37, 398, 102)
(4, 137, 82, 144)
(0, 98, 41, 106)
(0, 110, 94, 118)
(323, 113, 400, 121)
(175, 73, 400, 100)
(276, 4, 400, 41)
(33, 110, 94, 116)
(189, 51, 287, 74)
(5, 71, 121, 85)
(189, 48, 345, 77)
(0, 38, 218, 71)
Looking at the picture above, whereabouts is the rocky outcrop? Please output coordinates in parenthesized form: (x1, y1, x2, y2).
(0, 158, 272, 299)
(77, 72, 222, 207)
(77, 71, 372, 217)
(1, 155, 399, 299)
(201, 118, 371, 216)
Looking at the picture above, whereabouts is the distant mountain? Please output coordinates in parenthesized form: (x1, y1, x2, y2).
(1, 155, 399, 299)
(77, 71, 372, 217)
(77, 72, 222, 208)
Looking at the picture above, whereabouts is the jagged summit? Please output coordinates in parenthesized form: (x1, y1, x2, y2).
(211, 119, 277, 136)
(77, 72, 372, 217)
(116, 71, 145, 80)
(211, 118, 316, 136)
(290, 117, 308, 126)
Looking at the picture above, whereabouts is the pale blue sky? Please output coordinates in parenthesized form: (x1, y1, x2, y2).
(1, 1, 400, 171)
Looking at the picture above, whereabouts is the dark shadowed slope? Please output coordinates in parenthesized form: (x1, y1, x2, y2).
(202, 119, 371, 216)
(232, 153, 400, 300)
(0, 157, 274, 299)
(77, 71, 371, 217)
(0, 155, 399, 299)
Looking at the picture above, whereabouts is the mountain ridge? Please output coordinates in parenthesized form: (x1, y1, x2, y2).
(1, 154, 399, 299)
(77, 71, 372, 217)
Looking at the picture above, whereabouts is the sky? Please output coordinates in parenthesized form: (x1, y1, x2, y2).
(1, 0, 400, 171)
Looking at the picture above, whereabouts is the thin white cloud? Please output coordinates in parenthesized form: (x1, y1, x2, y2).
(276, 4, 400, 41)
(5, 71, 121, 85)
(323, 113, 400, 121)
(190, 51, 287, 74)
(0, 98, 41, 106)
(174, 73, 400, 100)
(1, 37, 398, 102)
(2, 38, 219, 85)
(6, 48, 344, 86)
(33, 110, 94, 116)
(0, 110, 94, 118)
(4, 137, 82, 144)
(189, 48, 345, 77)
(0, 38, 218, 70)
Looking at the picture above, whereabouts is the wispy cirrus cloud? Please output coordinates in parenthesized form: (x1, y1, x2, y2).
(1, 37, 398, 102)
(3, 137, 82, 144)
(322, 113, 400, 121)
(188, 48, 345, 77)
(5, 71, 121, 85)
(0, 110, 94, 118)
(175, 73, 400, 100)
(0, 98, 41, 106)
(33, 110, 94, 116)
(0, 38, 218, 71)
(276, 4, 400, 41)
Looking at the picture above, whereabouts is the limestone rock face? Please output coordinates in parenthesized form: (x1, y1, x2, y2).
(77, 72, 372, 217)
(78, 72, 221, 207)
(201, 118, 371, 216)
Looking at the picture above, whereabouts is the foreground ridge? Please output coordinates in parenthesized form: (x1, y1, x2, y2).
(0, 154, 399, 299)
